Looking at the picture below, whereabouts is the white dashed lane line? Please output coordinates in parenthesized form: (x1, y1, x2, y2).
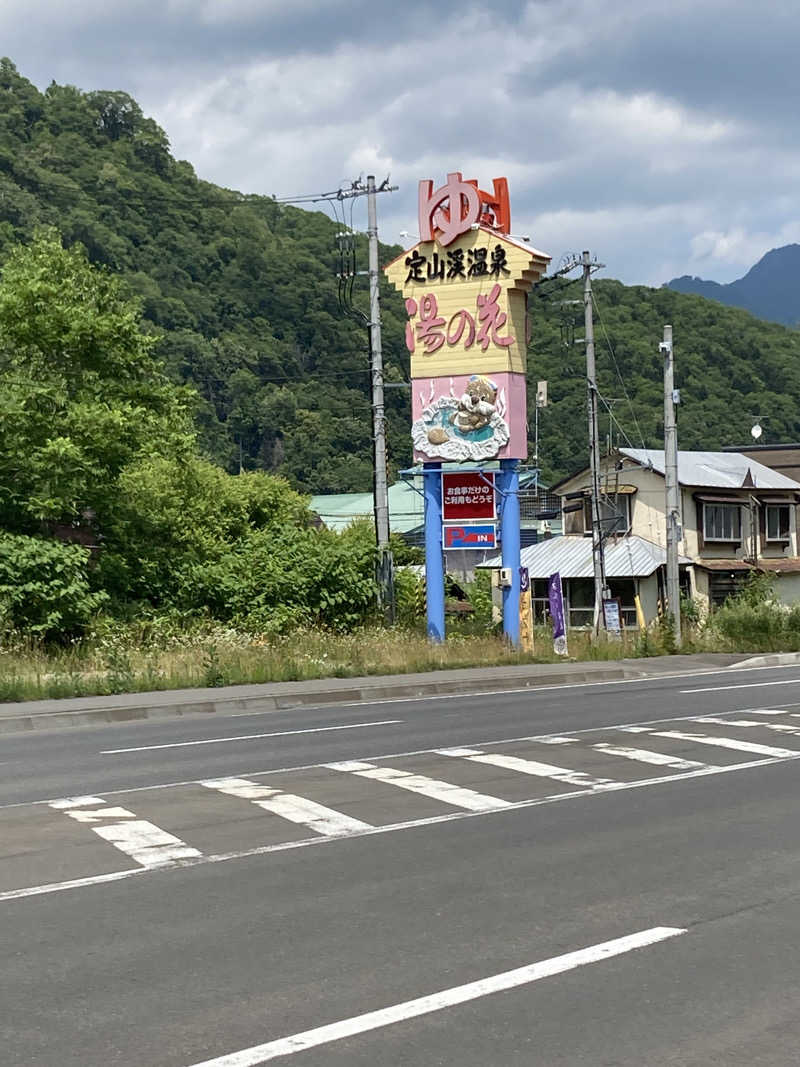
(102, 719, 404, 754)
(185, 926, 687, 1066)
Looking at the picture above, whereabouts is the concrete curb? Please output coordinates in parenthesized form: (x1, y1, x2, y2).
(727, 651, 800, 669)
(0, 653, 747, 735)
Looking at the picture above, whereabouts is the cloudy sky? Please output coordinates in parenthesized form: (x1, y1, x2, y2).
(3, 0, 797, 286)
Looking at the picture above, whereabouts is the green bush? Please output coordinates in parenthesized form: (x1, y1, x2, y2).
(710, 573, 796, 651)
(0, 533, 107, 637)
(96, 455, 311, 605)
(179, 521, 378, 632)
(465, 570, 494, 627)
(395, 567, 425, 628)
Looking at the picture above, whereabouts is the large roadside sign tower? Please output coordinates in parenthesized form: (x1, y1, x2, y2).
(386, 172, 550, 644)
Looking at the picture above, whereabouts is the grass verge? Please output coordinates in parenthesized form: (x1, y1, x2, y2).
(0, 622, 667, 703)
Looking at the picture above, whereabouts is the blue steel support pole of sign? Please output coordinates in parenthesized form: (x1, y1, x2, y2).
(423, 462, 445, 642)
(499, 458, 521, 647)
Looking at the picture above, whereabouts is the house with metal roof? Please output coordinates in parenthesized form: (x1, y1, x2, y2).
(481, 447, 800, 628)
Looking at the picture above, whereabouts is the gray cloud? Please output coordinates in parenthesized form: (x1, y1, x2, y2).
(2, 0, 799, 286)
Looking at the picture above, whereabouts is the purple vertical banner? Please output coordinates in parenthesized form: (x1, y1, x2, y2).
(548, 571, 568, 656)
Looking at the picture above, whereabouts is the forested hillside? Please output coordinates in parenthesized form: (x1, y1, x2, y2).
(3, 58, 800, 491)
(0, 58, 410, 492)
(530, 279, 800, 481)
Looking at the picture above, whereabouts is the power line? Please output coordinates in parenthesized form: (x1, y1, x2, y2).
(593, 290, 648, 448)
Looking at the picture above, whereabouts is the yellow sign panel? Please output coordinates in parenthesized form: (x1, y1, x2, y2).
(384, 227, 550, 379)
(519, 579, 534, 653)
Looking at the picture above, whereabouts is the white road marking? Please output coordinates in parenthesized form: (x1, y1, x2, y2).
(743, 709, 792, 715)
(185, 927, 686, 1066)
(326, 761, 510, 811)
(437, 748, 616, 789)
(694, 717, 800, 733)
(653, 730, 800, 759)
(538, 736, 578, 744)
(49, 796, 105, 809)
(617, 725, 653, 733)
(592, 743, 710, 771)
(200, 777, 371, 836)
(5, 753, 799, 903)
(101, 720, 403, 755)
(51, 799, 201, 867)
(681, 678, 800, 694)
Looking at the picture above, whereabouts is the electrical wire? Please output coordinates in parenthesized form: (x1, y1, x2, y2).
(596, 393, 634, 449)
(591, 291, 648, 450)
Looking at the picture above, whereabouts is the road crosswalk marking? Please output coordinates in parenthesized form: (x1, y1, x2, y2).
(693, 716, 800, 734)
(49, 797, 202, 868)
(13, 717, 800, 904)
(592, 743, 710, 771)
(650, 730, 800, 760)
(436, 748, 617, 789)
(15, 709, 800, 905)
(200, 777, 372, 836)
(326, 761, 511, 811)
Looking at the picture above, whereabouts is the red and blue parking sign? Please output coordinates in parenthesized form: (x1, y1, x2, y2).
(443, 524, 497, 549)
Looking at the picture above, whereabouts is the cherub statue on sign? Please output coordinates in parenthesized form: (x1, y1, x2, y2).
(450, 375, 498, 434)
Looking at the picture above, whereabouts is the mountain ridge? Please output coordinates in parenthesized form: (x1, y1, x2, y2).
(666, 244, 800, 326)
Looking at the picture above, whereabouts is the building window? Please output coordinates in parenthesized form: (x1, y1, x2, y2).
(703, 503, 741, 542)
(583, 493, 631, 536)
(766, 504, 791, 541)
(709, 570, 749, 608)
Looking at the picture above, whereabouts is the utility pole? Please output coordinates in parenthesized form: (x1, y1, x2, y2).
(326, 175, 396, 624)
(366, 175, 395, 624)
(662, 325, 681, 645)
(583, 251, 606, 630)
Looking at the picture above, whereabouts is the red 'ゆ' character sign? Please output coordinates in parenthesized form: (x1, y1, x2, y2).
(418, 172, 511, 247)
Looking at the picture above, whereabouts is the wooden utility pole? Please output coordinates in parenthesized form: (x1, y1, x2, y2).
(366, 175, 395, 623)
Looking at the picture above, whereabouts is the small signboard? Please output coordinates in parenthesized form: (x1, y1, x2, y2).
(442, 473, 495, 521)
(602, 597, 623, 636)
(443, 524, 497, 549)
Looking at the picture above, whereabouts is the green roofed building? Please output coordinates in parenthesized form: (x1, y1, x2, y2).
(310, 482, 425, 541)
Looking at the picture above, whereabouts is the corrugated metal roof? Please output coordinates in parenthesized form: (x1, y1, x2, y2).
(310, 482, 424, 534)
(620, 448, 800, 490)
(479, 535, 690, 578)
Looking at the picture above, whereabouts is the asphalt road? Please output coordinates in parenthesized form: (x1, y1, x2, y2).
(4, 662, 800, 1065)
